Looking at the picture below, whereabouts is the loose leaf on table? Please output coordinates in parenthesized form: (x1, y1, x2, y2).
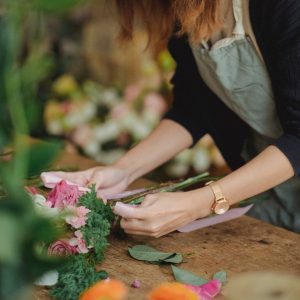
(213, 270, 227, 283)
(128, 245, 182, 264)
(163, 253, 183, 264)
(171, 265, 208, 286)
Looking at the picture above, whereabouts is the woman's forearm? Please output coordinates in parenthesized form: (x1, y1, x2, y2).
(114, 119, 193, 184)
(202, 146, 295, 208)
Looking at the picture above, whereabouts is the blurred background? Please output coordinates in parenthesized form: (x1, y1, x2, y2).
(24, 0, 228, 180)
(0, 3, 229, 297)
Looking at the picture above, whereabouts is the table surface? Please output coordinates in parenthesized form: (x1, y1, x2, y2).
(35, 152, 300, 300)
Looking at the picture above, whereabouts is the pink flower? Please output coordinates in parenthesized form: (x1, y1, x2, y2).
(47, 180, 84, 209)
(69, 230, 89, 254)
(48, 239, 77, 256)
(143, 93, 167, 115)
(71, 125, 94, 148)
(186, 279, 222, 300)
(124, 82, 143, 102)
(131, 279, 141, 288)
(111, 103, 130, 120)
(25, 186, 39, 195)
(65, 206, 91, 229)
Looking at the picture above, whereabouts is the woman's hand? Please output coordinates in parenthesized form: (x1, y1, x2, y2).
(115, 187, 214, 238)
(43, 166, 130, 197)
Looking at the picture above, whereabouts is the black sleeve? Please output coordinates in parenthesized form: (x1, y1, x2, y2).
(260, 0, 300, 175)
(163, 36, 208, 144)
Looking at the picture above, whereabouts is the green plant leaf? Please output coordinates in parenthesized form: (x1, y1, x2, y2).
(162, 253, 183, 264)
(0, 213, 20, 264)
(128, 245, 179, 263)
(213, 270, 227, 283)
(26, 140, 63, 177)
(171, 265, 208, 286)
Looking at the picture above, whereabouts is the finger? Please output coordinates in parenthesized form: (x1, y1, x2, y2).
(123, 230, 158, 237)
(120, 218, 152, 233)
(113, 202, 148, 219)
(139, 193, 159, 207)
(96, 181, 127, 198)
(41, 171, 89, 188)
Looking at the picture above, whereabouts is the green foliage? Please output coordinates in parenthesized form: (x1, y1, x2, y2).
(213, 270, 227, 283)
(50, 187, 114, 299)
(128, 245, 183, 264)
(0, 0, 78, 299)
(79, 185, 115, 263)
(50, 254, 108, 300)
(171, 265, 208, 286)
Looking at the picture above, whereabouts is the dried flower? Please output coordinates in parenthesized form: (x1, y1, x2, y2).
(69, 230, 89, 254)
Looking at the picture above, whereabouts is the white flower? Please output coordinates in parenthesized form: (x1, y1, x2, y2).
(35, 270, 59, 286)
(192, 147, 211, 172)
(48, 121, 63, 135)
(93, 121, 120, 143)
(82, 102, 97, 121)
(84, 141, 100, 157)
(166, 162, 189, 177)
(175, 149, 193, 164)
(31, 194, 59, 218)
(101, 89, 120, 107)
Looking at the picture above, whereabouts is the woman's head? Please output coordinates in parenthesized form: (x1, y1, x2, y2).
(114, 0, 223, 49)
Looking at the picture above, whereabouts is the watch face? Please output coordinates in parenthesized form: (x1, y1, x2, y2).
(215, 200, 230, 215)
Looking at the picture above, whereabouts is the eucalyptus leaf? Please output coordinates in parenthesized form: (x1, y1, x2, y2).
(213, 270, 227, 283)
(128, 245, 174, 262)
(163, 253, 183, 264)
(171, 265, 208, 286)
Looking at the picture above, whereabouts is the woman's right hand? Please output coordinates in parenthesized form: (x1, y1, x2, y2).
(43, 166, 130, 197)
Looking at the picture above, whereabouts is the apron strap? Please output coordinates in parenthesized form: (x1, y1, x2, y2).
(242, 0, 265, 63)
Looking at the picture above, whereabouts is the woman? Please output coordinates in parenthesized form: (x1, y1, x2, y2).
(46, 0, 300, 235)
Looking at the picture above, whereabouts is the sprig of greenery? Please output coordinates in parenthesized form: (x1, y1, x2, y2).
(50, 254, 108, 300)
(79, 185, 115, 263)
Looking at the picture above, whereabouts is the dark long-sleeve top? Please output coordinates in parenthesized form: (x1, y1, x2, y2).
(164, 0, 300, 175)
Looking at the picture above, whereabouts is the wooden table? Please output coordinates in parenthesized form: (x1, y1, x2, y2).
(36, 152, 300, 300)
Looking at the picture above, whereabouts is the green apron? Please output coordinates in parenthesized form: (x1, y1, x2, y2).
(190, 0, 300, 232)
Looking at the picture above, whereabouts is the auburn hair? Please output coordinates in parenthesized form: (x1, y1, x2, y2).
(114, 0, 223, 49)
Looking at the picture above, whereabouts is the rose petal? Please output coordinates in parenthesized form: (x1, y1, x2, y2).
(186, 279, 222, 300)
(131, 279, 141, 288)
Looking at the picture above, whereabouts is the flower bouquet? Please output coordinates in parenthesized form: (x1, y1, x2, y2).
(29, 172, 213, 299)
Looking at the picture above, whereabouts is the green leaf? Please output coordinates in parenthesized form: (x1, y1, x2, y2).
(0, 213, 20, 264)
(213, 270, 227, 283)
(26, 140, 62, 177)
(171, 265, 208, 286)
(128, 245, 174, 262)
(163, 253, 183, 264)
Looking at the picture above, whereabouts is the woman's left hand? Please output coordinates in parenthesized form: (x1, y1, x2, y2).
(114, 188, 214, 238)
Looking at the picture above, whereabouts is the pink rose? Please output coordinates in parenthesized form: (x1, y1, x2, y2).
(69, 230, 89, 254)
(47, 180, 84, 209)
(25, 186, 39, 195)
(65, 206, 91, 229)
(48, 239, 77, 256)
(111, 103, 130, 120)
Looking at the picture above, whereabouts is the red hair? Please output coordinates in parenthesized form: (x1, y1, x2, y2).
(114, 0, 223, 49)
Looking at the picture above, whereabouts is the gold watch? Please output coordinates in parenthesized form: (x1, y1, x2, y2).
(205, 181, 230, 215)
